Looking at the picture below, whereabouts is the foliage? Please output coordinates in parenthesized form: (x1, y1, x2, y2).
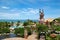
(23, 21, 29, 26)
(16, 21, 20, 26)
(37, 24, 48, 39)
(23, 20, 34, 26)
(0, 28, 2, 33)
(37, 24, 48, 32)
(0, 22, 10, 34)
(0, 27, 10, 33)
(14, 28, 24, 37)
(46, 33, 60, 40)
(26, 27, 31, 35)
(0, 22, 11, 28)
(52, 25, 60, 31)
(2, 28, 10, 33)
(54, 17, 60, 22)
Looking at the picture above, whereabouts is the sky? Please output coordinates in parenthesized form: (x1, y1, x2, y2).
(0, 0, 60, 20)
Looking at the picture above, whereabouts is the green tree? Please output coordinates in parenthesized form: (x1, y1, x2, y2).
(14, 28, 24, 37)
(37, 24, 48, 32)
(52, 25, 60, 31)
(54, 17, 60, 22)
(16, 21, 20, 26)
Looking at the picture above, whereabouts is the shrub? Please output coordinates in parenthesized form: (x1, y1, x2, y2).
(37, 24, 48, 32)
(0, 27, 10, 34)
(2, 28, 10, 33)
(3, 28, 10, 33)
(0, 28, 2, 34)
(52, 25, 60, 31)
(26, 27, 31, 35)
(14, 28, 24, 37)
(36, 24, 48, 39)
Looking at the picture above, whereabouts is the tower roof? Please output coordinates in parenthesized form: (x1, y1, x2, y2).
(39, 9, 44, 14)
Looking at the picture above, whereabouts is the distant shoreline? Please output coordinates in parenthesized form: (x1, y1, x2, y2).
(0, 20, 39, 22)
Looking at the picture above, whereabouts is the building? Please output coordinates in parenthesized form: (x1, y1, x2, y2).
(39, 9, 44, 24)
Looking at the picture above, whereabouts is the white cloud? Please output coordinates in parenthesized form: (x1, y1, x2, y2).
(1, 6, 10, 9)
(0, 8, 39, 20)
(0, 13, 20, 19)
(10, 8, 39, 14)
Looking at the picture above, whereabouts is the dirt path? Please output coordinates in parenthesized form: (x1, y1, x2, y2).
(3, 37, 24, 40)
(3, 34, 37, 40)
(27, 34, 37, 40)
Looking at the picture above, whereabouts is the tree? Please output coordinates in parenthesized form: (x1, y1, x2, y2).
(52, 25, 60, 31)
(54, 17, 60, 22)
(14, 28, 24, 37)
(37, 24, 48, 32)
(23, 21, 29, 27)
(16, 21, 20, 26)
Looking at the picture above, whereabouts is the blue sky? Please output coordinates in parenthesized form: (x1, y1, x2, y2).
(0, 0, 60, 20)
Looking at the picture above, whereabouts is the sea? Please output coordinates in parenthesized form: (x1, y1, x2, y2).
(0, 20, 39, 23)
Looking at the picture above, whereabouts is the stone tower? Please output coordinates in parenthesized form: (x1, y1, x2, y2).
(39, 9, 44, 24)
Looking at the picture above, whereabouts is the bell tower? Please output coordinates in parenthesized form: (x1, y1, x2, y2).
(39, 9, 44, 24)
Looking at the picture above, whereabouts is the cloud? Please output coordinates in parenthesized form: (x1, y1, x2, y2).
(1, 6, 10, 9)
(10, 8, 39, 14)
(27, 8, 39, 14)
(0, 13, 20, 19)
(0, 7, 60, 20)
(0, 8, 39, 20)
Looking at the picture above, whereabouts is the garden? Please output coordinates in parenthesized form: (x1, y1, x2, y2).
(0, 19, 60, 40)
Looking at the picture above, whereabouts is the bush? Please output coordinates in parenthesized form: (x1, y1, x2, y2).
(36, 24, 48, 39)
(3, 28, 10, 33)
(0, 28, 2, 34)
(26, 27, 31, 35)
(0, 28, 10, 34)
(46, 33, 58, 40)
(14, 28, 24, 37)
(52, 25, 60, 31)
(37, 24, 48, 32)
